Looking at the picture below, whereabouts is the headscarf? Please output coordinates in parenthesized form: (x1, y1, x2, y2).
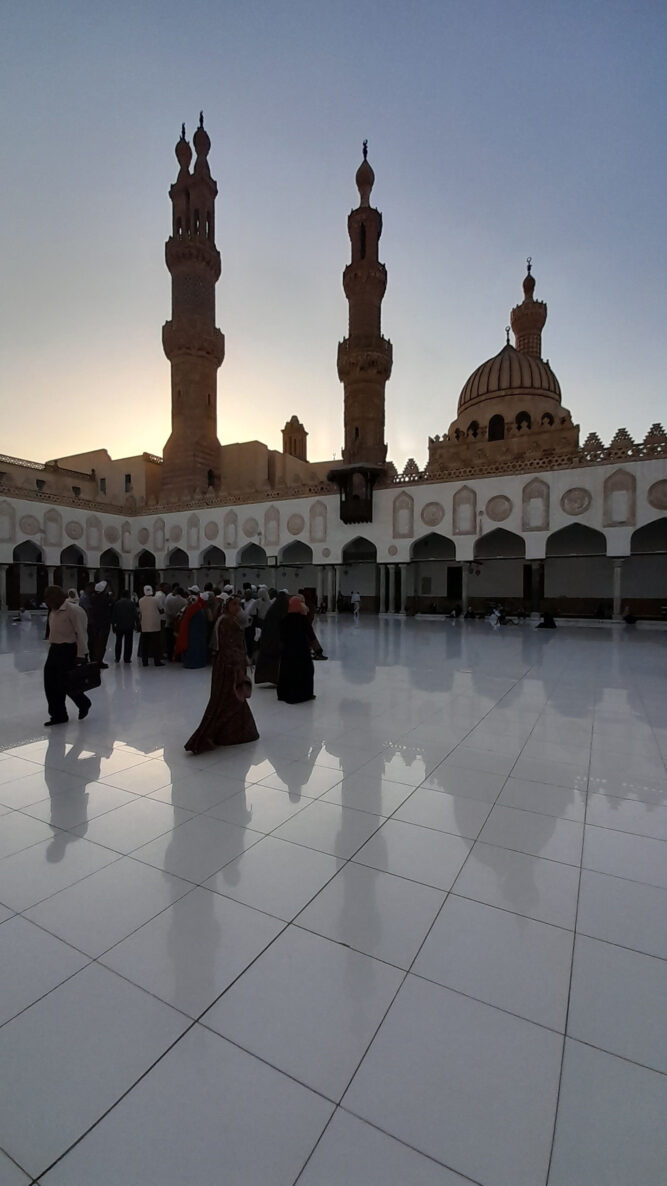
(288, 595, 307, 614)
(255, 586, 272, 621)
(95, 580, 107, 593)
(143, 585, 153, 596)
(66, 589, 79, 604)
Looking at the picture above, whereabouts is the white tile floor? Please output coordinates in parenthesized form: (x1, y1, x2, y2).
(0, 613, 666, 1185)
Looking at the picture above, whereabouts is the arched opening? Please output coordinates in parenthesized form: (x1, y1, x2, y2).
(623, 519, 667, 619)
(279, 541, 313, 565)
(8, 541, 47, 610)
(467, 420, 479, 439)
(516, 411, 531, 431)
(134, 549, 158, 597)
(340, 537, 377, 613)
(97, 547, 122, 596)
(409, 533, 458, 614)
(467, 530, 526, 613)
(199, 546, 227, 589)
(545, 525, 611, 618)
(58, 545, 89, 597)
(237, 543, 267, 566)
(275, 542, 316, 600)
(488, 414, 505, 442)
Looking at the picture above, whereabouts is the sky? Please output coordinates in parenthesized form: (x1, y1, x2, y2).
(0, 0, 665, 472)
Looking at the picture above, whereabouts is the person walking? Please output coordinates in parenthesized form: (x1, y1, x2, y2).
(164, 584, 187, 661)
(112, 589, 138, 663)
(254, 590, 289, 686)
(138, 586, 164, 666)
(350, 590, 361, 621)
(185, 597, 259, 753)
(43, 586, 91, 725)
(88, 580, 113, 667)
(277, 595, 315, 704)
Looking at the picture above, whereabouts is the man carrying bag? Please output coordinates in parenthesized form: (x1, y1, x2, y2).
(43, 586, 97, 726)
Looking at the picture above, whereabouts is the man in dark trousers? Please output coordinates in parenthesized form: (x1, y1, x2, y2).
(43, 586, 91, 725)
(111, 589, 138, 663)
(88, 580, 114, 668)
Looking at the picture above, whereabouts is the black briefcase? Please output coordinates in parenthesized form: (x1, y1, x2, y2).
(66, 662, 102, 695)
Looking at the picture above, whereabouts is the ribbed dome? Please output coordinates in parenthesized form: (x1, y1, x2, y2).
(458, 343, 561, 413)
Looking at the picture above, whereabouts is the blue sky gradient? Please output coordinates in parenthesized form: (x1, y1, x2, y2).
(1, 0, 665, 469)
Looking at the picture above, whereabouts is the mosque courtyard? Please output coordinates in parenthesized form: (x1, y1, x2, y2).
(0, 613, 665, 1185)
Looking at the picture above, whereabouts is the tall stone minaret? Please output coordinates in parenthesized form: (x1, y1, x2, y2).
(510, 258, 548, 357)
(161, 114, 225, 499)
(337, 142, 392, 466)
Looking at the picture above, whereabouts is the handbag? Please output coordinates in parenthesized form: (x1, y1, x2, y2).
(66, 661, 102, 695)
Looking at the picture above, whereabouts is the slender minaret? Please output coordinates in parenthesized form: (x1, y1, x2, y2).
(337, 142, 392, 465)
(161, 114, 225, 499)
(510, 258, 547, 357)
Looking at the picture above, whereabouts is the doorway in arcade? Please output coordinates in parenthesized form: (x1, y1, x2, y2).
(467, 529, 527, 613)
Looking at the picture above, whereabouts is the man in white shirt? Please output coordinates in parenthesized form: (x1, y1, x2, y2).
(44, 586, 91, 725)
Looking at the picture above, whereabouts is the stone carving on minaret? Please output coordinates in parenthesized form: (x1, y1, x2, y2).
(160, 116, 225, 500)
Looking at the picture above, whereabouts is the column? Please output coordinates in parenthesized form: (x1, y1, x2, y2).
(46, 566, 55, 585)
(398, 563, 408, 614)
(387, 564, 396, 615)
(316, 566, 324, 607)
(531, 560, 544, 616)
(612, 558, 624, 619)
(461, 563, 469, 612)
(0, 564, 7, 610)
(378, 564, 387, 613)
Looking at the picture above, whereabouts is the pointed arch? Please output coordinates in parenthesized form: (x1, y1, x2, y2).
(166, 547, 189, 567)
(13, 540, 43, 563)
(546, 525, 607, 556)
(474, 529, 525, 559)
(410, 532, 456, 561)
(99, 548, 121, 567)
(60, 544, 86, 565)
(237, 542, 267, 565)
(342, 537, 377, 563)
(200, 545, 226, 566)
(630, 519, 667, 554)
(279, 541, 313, 565)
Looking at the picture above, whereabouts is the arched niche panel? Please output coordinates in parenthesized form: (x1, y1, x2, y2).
(153, 518, 166, 553)
(453, 486, 477, 535)
(546, 524, 607, 557)
(410, 533, 456, 561)
(630, 519, 667, 554)
(223, 511, 238, 549)
(309, 500, 327, 544)
(86, 515, 102, 551)
(0, 501, 16, 543)
(279, 541, 313, 565)
(44, 508, 62, 547)
(603, 469, 636, 527)
(187, 514, 200, 551)
(99, 548, 121, 567)
(264, 506, 280, 548)
(488, 414, 505, 442)
(522, 477, 550, 531)
(136, 549, 156, 568)
(392, 492, 414, 539)
(342, 537, 377, 563)
(60, 544, 86, 565)
(121, 521, 132, 554)
(474, 529, 526, 559)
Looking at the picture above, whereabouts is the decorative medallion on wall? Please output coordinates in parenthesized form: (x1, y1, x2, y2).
(104, 526, 120, 544)
(137, 527, 150, 545)
(393, 491, 414, 538)
(309, 500, 327, 543)
(647, 479, 667, 511)
(485, 495, 512, 522)
(322, 547, 331, 558)
(388, 545, 398, 556)
(421, 501, 445, 527)
(19, 514, 40, 536)
(169, 525, 183, 543)
(560, 487, 592, 516)
(242, 517, 259, 538)
(204, 521, 219, 540)
(287, 513, 305, 536)
(65, 520, 84, 540)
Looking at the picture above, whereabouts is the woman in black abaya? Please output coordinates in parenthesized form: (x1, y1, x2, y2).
(276, 596, 315, 704)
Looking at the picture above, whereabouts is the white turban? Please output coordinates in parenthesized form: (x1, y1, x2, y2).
(188, 584, 200, 594)
(143, 585, 153, 596)
(94, 580, 107, 592)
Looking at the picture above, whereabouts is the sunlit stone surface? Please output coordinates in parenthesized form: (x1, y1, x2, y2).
(0, 614, 666, 1184)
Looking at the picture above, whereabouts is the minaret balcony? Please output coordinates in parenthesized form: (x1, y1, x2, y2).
(337, 336, 393, 381)
(165, 237, 221, 281)
(162, 320, 225, 365)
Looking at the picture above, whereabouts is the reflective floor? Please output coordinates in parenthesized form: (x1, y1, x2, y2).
(0, 614, 666, 1185)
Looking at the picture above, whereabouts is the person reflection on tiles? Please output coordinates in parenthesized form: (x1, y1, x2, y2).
(43, 732, 98, 861)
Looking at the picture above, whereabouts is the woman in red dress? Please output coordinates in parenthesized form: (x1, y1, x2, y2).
(185, 598, 259, 754)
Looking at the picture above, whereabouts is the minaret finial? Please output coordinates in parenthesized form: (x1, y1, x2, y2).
(180, 123, 186, 140)
(505, 325, 511, 346)
(526, 255, 532, 275)
(362, 139, 368, 161)
(199, 110, 204, 129)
